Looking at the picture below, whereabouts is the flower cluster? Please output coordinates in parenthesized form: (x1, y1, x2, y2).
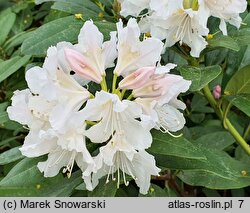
(119, 0, 247, 57)
(7, 19, 191, 194)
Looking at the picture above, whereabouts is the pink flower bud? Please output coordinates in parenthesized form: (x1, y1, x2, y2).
(64, 48, 102, 83)
(119, 67, 155, 90)
(213, 85, 221, 100)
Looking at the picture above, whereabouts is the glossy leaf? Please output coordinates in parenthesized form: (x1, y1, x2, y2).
(0, 9, 16, 45)
(155, 147, 250, 189)
(232, 28, 250, 47)
(0, 55, 31, 83)
(51, 0, 103, 19)
(225, 65, 250, 95)
(177, 147, 250, 189)
(224, 94, 250, 117)
(150, 131, 206, 160)
(21, 16, 82, 56)
(178, 65, 222, 91)
(0, 157, 83, 196)
(193, 131, 235, 150)
(0, 147, 24, 165)
(140, 184, 176, 197)
(208, 35, 240, 52)
(21, 16, 116, 56)
(88, 177, 118, 197)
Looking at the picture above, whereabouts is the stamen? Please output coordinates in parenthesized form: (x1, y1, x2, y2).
(167, 131, 183, 138)
(112, 166, 116, 181)
(123, 158, 137, 180)
(157, 122, 183, 138)
(62, 152, 76, 178)
(121, 159, 129, 186)
(106, 166, 113, 184)
(117, 166, 120, 189)
(23, 125, 30, 130)
(49, 150, 66, 168)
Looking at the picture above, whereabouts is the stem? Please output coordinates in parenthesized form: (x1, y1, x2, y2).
(225, 119, 250, 155)
(202, 85, 219, 112)
(223, 103, 232, 130)
(188, 57, 200, 67)
(100, 76, 108, 91)
(89, 93, 95, 99)
(243, 124, 250, 140)
(121, 89, 126, 99)
(112, 74, 118, 93)
(127, 93, 134, 100)
(203, 85, 250, 155)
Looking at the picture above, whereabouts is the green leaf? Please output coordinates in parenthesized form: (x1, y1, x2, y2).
(94, 21, 116, 39)
(0, 55, 31, 83)
(0, 147, 24, 165)
(21, 16, 116, 56)
(12, 7, 33, 34)
(235, 146, 250, 165)
(155, 147, 250, 189)
(177, 147, 250, 189)
(51, 0, 103, 19)
(0, 101, 10, 126)
(88, 178, 117, 197)
(178, 65, 222, 91)
(0, 9, 16, 45)
(3, 31, 34, 52)
(21, 16, 82, 56)
(232, 28, 250, 47)
(35, 0, 51, 4)
(0, 102, 8, 111)
(140, 184, 175, 197)
(202, 188, 221, 197)
(193, 131, 235, 150)
(191, 94, 214, 113)
(225, 65, 250, 95)
(75, 182, 86, 191)
(0, 187, 38, 197)
(221, 46, 249, 90)
(208, 35, 240, 51)
(205, 49, 228, 67)
(149, 131, 206, 160)
(0, 112, 9, 125)
(38, 171, 83, 197)
(189, 113, 205, 124)
(188, 126, 224, 140)
(224, 94, 250, 117)
(0, 136, 21, 147)
(0, 157, 83, 196)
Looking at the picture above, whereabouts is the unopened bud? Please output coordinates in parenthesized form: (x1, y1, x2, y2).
(213, 85, 221, 100)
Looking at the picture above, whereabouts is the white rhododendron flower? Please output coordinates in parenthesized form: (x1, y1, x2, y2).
(113, 19, 163, 77)
(83, 91, 152, 149)
(7, 18, 191, 194)
(119, 0, 150, 17)
(119, 64, 191, 133)
(119, 0, 247, 57)
(65, 20, 117, 83)
(203, 0, 247, 35)
(7, 44, 93, 179)
(81, 91, 159, 193)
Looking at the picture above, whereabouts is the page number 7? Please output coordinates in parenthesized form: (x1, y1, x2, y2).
(238, 200, 244, 208)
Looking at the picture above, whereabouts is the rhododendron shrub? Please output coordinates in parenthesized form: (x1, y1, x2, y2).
(0, 0, 250, 197)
